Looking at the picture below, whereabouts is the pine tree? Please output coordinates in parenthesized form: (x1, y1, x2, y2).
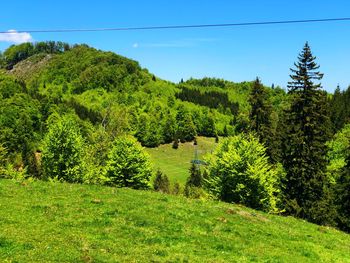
(153, 170, 170, 194)
(172, 181, 181, 195)
(329, 85, 346, 133)
(282, 42, 332, 223)
(184, 162, 204, 198)
(186, 162, 203, 188)
(153, 170, 163, 191)
(248, 77, 277, 162)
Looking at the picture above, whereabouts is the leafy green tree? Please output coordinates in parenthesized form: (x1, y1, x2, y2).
(205, 134, 281, 212)
(176, 107, 197, 142)
(281, 42, 332, 223)
(163, 113, 176, 143)
(42, 115, 85, 182)
(105, 135, 152, 189)
(0, 93, 41, 164)
(326, 124, 350, 183)
(201, 110, 217, 137)
(336, 153, 350, 232)
(327, 125, 350, 231)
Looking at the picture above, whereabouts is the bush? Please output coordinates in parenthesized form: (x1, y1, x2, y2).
(205, 134, 281, 212)
(153, 170, 170, 193)
(0, 144, 7, 177)
(105, 136, 152, 189)
(42, 115, 85, 182)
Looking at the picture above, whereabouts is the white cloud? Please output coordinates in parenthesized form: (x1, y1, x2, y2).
(132, 43, 139, 48)
(0, 29, 33, 43)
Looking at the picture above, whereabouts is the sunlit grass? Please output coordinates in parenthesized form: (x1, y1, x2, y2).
(146, 137, 217, 185)
(0, 179, 349, 262)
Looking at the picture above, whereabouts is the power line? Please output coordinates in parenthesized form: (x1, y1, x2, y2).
(1, 17, 350, 34)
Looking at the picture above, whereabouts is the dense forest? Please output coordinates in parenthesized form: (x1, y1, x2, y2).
(0, 41, 350, 233)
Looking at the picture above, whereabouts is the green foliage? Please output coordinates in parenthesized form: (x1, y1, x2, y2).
(0, 144, 7, 176)
(176, 85, 239, 115)
(105, 136, 152, 189)
(0, 92, 41, 164)
(186, 163, 203, 187)
(176, 105, 197, 142)
(42, 114, 85, 182)
(153, 170, 170, 194)
(248, 77, 277, 162)
(184, 163, 205, 198)
(1, 41, 69, 70)
(0, 73, 26, 98)
(34, 45, 147, 94)
(205, 134, 281, 212)
(281, 42, 333, 223)
(336, 154, 350, 232)
(326, 124, 350, 183)
(172, 181, 181, 195)
(327, 126, 350, 232)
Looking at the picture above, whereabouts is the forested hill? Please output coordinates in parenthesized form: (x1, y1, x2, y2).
(0, 41, 263, 174)
(0, 42, 283, 147)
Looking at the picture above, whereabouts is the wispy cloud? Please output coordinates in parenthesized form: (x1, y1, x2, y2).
(0, 29, 33, 43)
(133, 38, 219, 49)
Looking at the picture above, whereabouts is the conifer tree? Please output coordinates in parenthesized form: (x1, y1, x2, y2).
(184, 162, 204, 198)
(248, 77, 275, 161)
(329, 85, 346, 133)
(153, 170, 170, 193)
(282, 42, 332, 223)
(186, 162, 203, 188)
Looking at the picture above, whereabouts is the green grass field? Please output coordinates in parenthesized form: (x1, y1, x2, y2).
(0, 179, 349, 262)
(146, 137, 217, 184)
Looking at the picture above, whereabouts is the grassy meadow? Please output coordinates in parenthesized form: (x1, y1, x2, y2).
(146, 137, 217, 184)
(0, 179, 349, 262)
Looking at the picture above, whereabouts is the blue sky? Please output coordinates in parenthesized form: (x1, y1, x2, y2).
(1, 0, 350, 92)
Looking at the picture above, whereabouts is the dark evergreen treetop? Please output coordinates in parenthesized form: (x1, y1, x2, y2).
(248, 77, 277, 162)
(249, 77, 272, 134)
(287, 42, 324, 93)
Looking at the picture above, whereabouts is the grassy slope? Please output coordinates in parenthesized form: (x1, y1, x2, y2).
(146, 137, 217, 184)
(0, 179, 349, 262)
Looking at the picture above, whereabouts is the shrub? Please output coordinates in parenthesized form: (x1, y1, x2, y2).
(153, 170, 170, 193)
(42, 115, 85, 182)
(105, 136, 152, 189)
(205, 134, 281, 212)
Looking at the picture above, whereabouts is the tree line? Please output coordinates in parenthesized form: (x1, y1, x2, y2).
(0, 41, 349, 233)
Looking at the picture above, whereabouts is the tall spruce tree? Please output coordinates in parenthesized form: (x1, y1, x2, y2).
(248, 77, 276, 162)
(282, 42, 332, 223)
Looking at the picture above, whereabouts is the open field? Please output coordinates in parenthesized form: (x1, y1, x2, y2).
(0, 179, 349, 262)
(146, 137, 217, 184)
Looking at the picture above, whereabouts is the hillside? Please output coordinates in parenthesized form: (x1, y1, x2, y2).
(146, 136, 217, 184)
(0, 179, 349, 262)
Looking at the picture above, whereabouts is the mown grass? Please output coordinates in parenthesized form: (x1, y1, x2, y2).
(0, 179, 349, 262)
(146, 137, 217, 185)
